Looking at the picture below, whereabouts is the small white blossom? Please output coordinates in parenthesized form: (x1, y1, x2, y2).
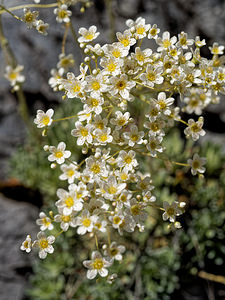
(48, 142, 71, 164)
(33, 232, 55, 259)
(78, 26, 99, 43)
(20, 235, 32, 253)
(36, 212, 54, 231)
(34, 109, 54, 128)
(187, 154, 206, 175)
(83, 251, 112, 279)
(162, 201, 182, 223)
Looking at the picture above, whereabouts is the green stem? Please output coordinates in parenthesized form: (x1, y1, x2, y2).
(0, 15, 31, 128)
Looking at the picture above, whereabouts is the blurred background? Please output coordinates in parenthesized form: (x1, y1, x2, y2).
(0, 0, 225, 299)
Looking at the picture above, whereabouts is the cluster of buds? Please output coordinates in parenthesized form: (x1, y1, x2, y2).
(22, 8, 49, 35)
(21, 16, 225, 281)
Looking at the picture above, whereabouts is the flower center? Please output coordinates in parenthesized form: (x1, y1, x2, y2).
(124, 156, 132, 164)
(100, 134, 108, 142)
(91, 98, 99, 107)
(131, 204, 140, 215)
(193, 161, 200, 169)
(136, 26, 145, 35)
(91, 164, 101, 174)
(110, 248, 118, 256)
(113, 216, 121, 224)
(41, 116, 50, 126)
(82, 218, 91, 227)
(61, 215, 71, 222)
(107, 62, 116, 72)
(84, 33, 94, 40)
(147, 72, 156, 81)
(92, 81, 100, 90)
(112, 49, 121, 58)
(39, 239, 48, 249)
(67, 169, 75, 177)
(9, 72, 17, 80)
(163, 39, 171, 48)
(167, 207, 175, 216)
(191, 124, 200, 133)
(108, 186, 117, 194)
(116, 81, 126, 90)
(81, 128, 88, 137)
(92, 258, 104, 270)
(55, 151, 63, 158)
(121, 38, 129, 47)
(65, 196, 74, 207)
(150, 28, 157, 36)
(73, 84, 81, 93)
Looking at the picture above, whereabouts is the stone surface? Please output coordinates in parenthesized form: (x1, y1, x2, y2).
(0, 194, 38, 300)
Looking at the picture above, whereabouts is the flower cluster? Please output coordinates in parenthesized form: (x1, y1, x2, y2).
(21, 16, 225, 281)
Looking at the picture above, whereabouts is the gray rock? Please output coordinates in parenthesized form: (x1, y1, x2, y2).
(0, 194, 38, 300)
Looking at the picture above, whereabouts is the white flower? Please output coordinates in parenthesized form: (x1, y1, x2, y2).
(184, 117, 206, 141)
(54, 4, 72, 23)
(110, 111, 130, 130)
(117, 150, 138, 170)
(146, 135, 164, 157)
(156, 31, 177, 52)
(71, 122, 93, 145)
(195, 36, 206, 48)
(132, 47, 152, 66)
(104, 242, 125, 261)
(54, 207, 76, 231)
(209, 42, 224, 55)
(102, 42, 129, 59)
(100, 56, 123, 76)
(36, 212, 54, 231)
(78, 26, 99, 43)
(187, 154, 206, 175)
(33, 232, 55, 259)
(22, 8, 39, 28)
(94, 127, 113, 145)
(20, 235, 32, 253)
(130, 17, 150, 39)
(59, 72, 86, 98)
(103, 175, 126, 200)
(85, 156, 108, 179)
(48, 68, 64, 91)
(155, 92, 174, 115)
(140, 64, 164, 87)
(162, 201, 182, 223)
(116, 30, 136, 48)
(35, 20, 49, 35)
(122, 125, 144, 147)
(48, 142, 71, 164)
(57, 53, 75, 73)
(176, 31, 194, 49)
(85, 73, 108, 94)
(75, 210, 97, 235)
(148, 24, 160, 39)
(4, 65, 25, 87)
(56, 186, 83, 215)
(84, 93, 104, 115)
(109, 74, 136, 99)
(83, 251, 112, 279)
(34, 109, 54, 128)
(59, 163, 79, 184)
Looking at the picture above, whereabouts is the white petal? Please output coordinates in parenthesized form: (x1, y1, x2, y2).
(87, 269, 97, 280)
(98, 268, 108, 277)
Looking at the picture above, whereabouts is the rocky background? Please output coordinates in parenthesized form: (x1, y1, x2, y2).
(0, 0, 225, 299)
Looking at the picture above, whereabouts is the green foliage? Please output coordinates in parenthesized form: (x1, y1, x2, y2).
(9, 100, 82, 200)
